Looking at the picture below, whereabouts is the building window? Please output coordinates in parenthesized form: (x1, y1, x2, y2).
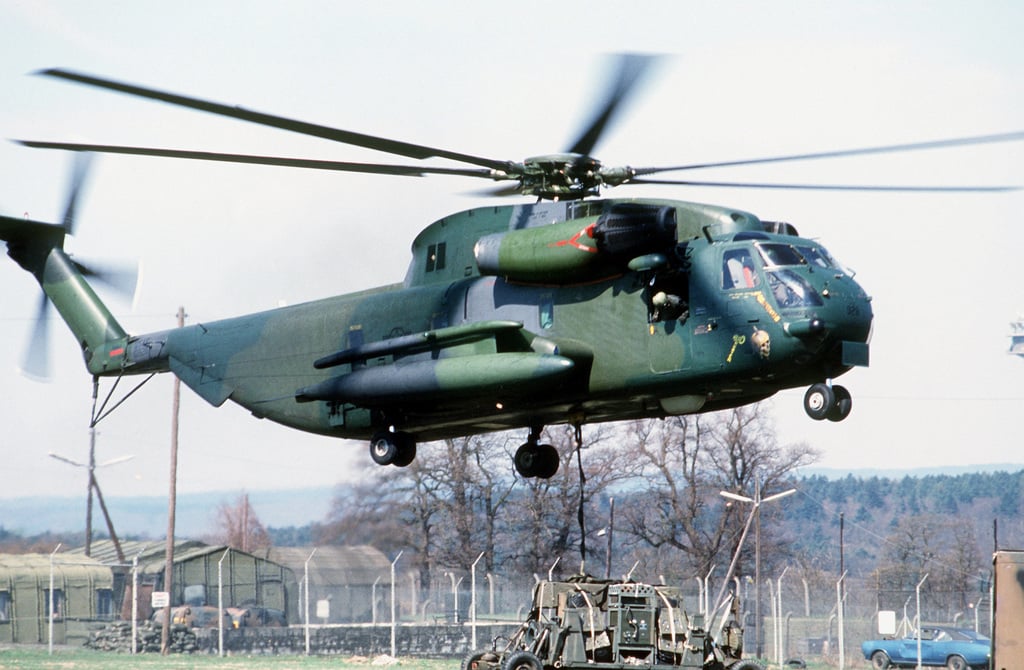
(0, 591, 10, 622)
(43, 589, 64, 620)
(96, 588, 114, 620)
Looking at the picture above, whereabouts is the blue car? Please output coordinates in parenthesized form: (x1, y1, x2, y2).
(862, 625, 991, 669)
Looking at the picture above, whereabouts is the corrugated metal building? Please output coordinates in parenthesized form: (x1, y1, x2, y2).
(70, 540, 299, 624)
(0, 553, 113, 644)
(266, 546, 391, 623)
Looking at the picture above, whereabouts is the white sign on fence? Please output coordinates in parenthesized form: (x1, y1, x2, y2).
(151, 591, 170, 609)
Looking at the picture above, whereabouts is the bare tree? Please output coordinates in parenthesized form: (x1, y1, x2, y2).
(619, 404, 818, 580)
(208, 493, 271, 553)
(501, 424, 638, 577)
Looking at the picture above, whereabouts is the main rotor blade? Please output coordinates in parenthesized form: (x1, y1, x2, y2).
(38, 68, 516, 173)
(628, 177, 1020, 192)
(61, 151, 94, 235)
(632, 131, 1024, 175)
(17, 141, 509, 180)
(568, 53, 660, 157)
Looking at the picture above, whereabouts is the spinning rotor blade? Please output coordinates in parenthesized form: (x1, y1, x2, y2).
(20, 293, 51, 381)
(14, 152, 138, 381)
(61, 151, 93, 234)
(17, 141, 507, 180)
(627, 178, 1020, 193)
(631, 130, 1024, 176)
(38, 68, 516, 173)
(568, 53, 660, 156)
(74, 257, 140, 299)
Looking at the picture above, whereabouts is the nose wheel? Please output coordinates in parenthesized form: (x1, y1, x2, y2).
(803, 382, 852, 422)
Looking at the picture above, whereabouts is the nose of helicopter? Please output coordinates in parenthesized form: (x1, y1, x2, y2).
(814, 276, 873, 366)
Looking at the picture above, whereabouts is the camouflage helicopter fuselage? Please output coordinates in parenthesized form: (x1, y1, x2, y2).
(3, 197, 872, 475)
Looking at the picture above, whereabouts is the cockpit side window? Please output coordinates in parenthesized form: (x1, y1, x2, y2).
(766, 269, 823, 308)
(722, 248, 759, 289)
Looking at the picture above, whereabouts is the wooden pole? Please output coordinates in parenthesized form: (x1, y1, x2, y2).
(161, 306, 185, 654)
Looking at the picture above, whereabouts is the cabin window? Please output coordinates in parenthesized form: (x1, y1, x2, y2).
(0, 591, 10, 622)
(426, 242, 447, 272)
(539, 297, 554, 329)
(648, 270, 689, 323)
(722, 248, 759, 289)
(44, 589, 64, 620)
(96, 588, 114, 620)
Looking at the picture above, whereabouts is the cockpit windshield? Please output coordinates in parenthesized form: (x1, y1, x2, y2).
(756, 242, 853, 277)
(756, 243, 805, 267)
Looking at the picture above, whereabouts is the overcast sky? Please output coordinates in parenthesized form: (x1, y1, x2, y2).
(1, 2, 1022, 511)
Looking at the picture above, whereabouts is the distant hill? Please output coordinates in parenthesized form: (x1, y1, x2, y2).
(2, 464, 1022, 543)
(0, 486, 336, 539)
(798, 463, 1024, 479)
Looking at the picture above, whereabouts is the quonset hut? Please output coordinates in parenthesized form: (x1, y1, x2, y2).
(68, 540, 299, 624)
(265, 546, 391, 623)
(0, 553, 113, 644)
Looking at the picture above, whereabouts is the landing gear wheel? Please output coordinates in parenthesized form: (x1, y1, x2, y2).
(827, 385, 853, 422)
(535, 444, 560, 479)
(370, 430, 417, 466)
(392, 433, 417, 467)
(514, 442, 560, 478)
(514, 443, 541, 478)
(370, 432, 399, 465)
(803, 383, 835, 421)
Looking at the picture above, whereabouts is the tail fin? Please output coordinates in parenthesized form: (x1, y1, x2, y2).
(2, 215, 129, 376)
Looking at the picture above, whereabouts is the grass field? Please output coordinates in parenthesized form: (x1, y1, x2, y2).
(0, 647, 845, 670)
(0, 647, 458, 670)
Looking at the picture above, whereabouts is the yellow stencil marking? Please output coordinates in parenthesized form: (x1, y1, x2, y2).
(727, 334, 746, 363)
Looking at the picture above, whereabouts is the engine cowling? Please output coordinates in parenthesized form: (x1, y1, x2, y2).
(474, 203, 677, 284)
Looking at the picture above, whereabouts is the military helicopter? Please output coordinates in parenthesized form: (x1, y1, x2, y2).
(3, 57, 1019, 479)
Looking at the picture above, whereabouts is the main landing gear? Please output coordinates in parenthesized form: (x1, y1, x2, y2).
(369, 429, 417, 467)
(514, 427, 560, 479)
(366, 425, 563, 478)
(803, 382, 852, 422)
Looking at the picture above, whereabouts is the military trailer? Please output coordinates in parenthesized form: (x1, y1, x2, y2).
(992, 550, 1024, 670)
(464, 578, 762, 670)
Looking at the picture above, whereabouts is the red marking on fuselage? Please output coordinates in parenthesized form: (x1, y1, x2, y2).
(549, 227, 598, 253)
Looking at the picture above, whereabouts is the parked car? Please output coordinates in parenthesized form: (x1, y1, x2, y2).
(861, 625, 990, 670)
(227, 606, 287, 628)
(152, 605, 231, 629)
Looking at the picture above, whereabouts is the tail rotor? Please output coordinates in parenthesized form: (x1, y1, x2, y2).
(12, 153, 138, 380)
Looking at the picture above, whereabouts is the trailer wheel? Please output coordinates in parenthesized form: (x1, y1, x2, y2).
(502, 650, 543, 670)
(462, 650, 499, 670)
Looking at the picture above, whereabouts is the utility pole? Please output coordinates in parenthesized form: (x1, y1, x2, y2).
(719, 481, 796, 659)
(161, 306, 185, 655)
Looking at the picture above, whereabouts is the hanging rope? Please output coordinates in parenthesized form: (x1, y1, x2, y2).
(575, 423, 587, 567)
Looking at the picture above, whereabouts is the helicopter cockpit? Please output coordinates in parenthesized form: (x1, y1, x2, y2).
(721, 235, 851, 310)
